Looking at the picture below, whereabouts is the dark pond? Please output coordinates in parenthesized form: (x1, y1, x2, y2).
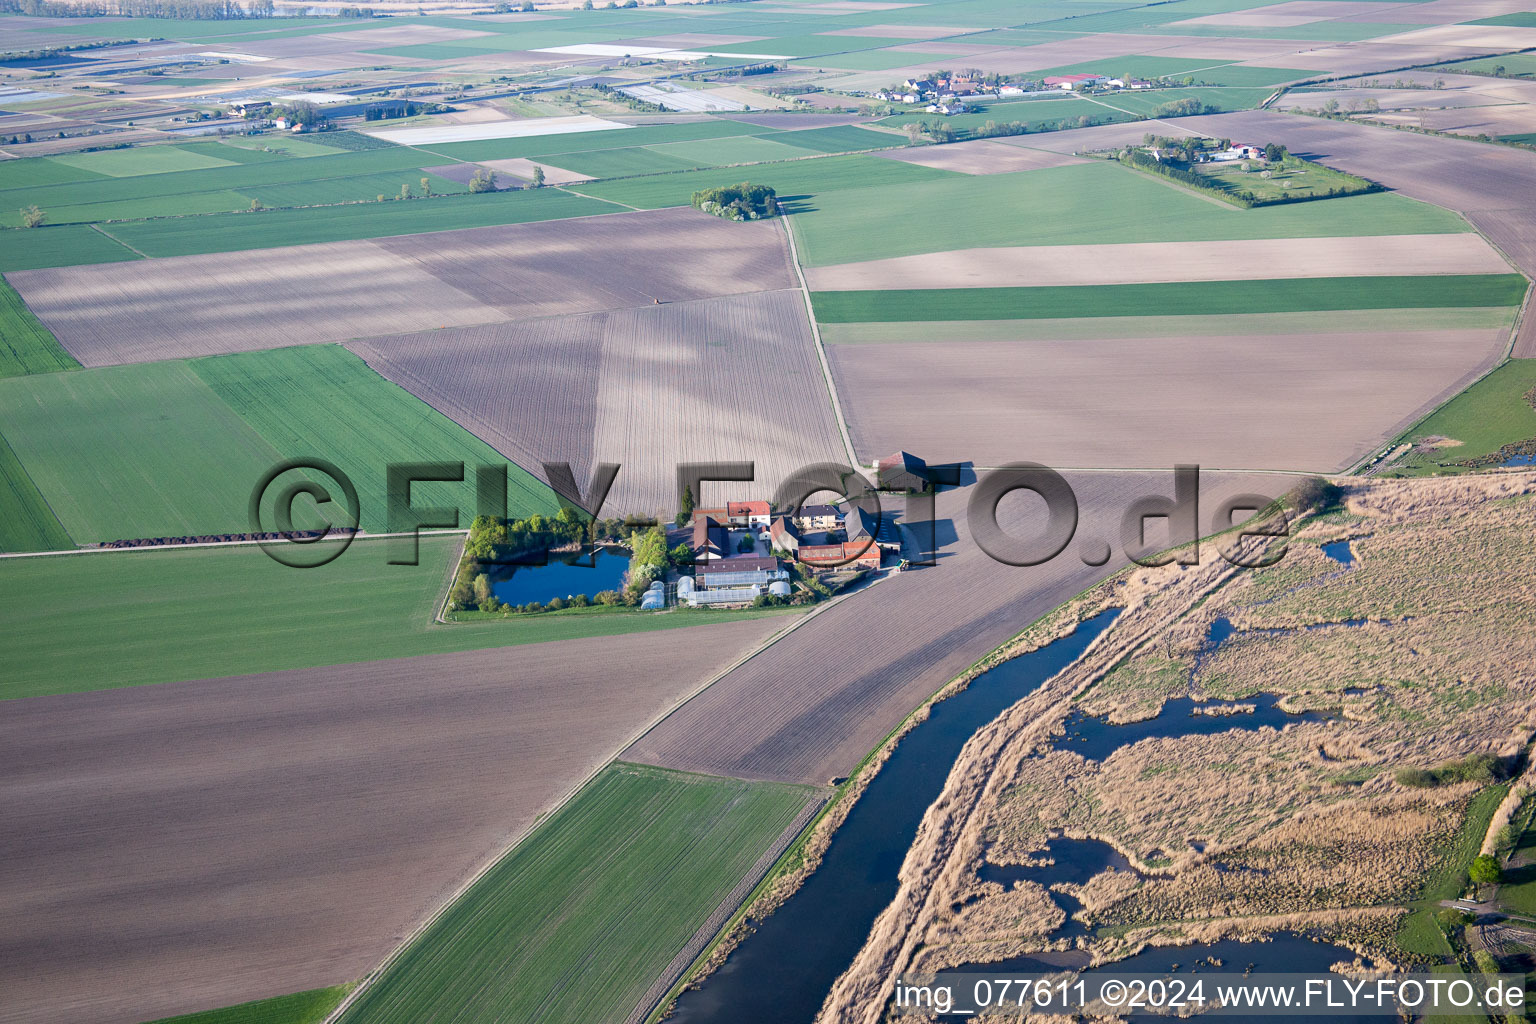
(665, 608, 1123, 1024)
(488, 547, 628, 606)
(1496, 452, 1536, 467)
(1055, 694, 1338, 763)
(1321, 540, 1355, 565)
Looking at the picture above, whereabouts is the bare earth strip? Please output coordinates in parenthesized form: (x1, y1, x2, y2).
(826, 328, 1507, 475)
(477, 157, 595, 184)
(8, 208, 796, 367)
(1159, 110, 1536, 356)
(804, 234, 1507, 291)
(351, 289, 847, 517)
(0, 618, 787, 1024)
(623, 473, 1290, 785)
(873, 140, 1088, 176)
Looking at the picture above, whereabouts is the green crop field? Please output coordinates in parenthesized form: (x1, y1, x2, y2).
(337, 762, 816, 1024)
(0, 430, 73, 554)
(541, 145, 708, 179)
(6, 148, 444, 226)
(1469, 11, 1536, 25)
(51, 144, 239, 178)
(879, 96, 1115, 133)
(0, 224, 139, 272)
(0, 188, 259, 229)
(0, 536, 802, 699)
(189, 345, 557, 535)
(1385, 358, 1536, 476)
(143, 985, 354, 1024)
(99, 187, 615, 259)
(241, 168, 468, 207)
(811, 275, 1528, 322)
(1031, 56, 1309, 86)
(573, 153, 955, 210)
(802, 48, 968, 71)
(215, 136, 350, 159)
(0, 157, 108, 190)
(0, 360, 286, 544)
(643, 134, 821, 168)
(773, 124, 905, 154)
(788, 161, 1470, 265)
(0, 279, 77, 378)
(1094, 85, 1274, 115)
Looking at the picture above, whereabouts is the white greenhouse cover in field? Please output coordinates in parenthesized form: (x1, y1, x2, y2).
(360, 114, 632, 145)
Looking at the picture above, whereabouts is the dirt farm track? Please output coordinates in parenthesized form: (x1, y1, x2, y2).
(0, 619, 787, 1024)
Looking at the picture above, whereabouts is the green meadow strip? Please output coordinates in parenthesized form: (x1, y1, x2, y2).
(811, 275, 1529, 323)
(139, 984, 355, 1024)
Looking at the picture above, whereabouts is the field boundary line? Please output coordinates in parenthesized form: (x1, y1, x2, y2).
(553, 184, 644, 210)
(780, 212, 859, 468)
(0, 528, 468, 561)
(318, 596, 850, 1024)
(90, 222, 148, 259)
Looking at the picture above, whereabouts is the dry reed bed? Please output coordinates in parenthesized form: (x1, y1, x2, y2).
(818, 473, 1536, 1024)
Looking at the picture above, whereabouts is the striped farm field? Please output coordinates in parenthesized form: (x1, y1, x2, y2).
(0, 430, 72, 553)
(337, 762, 819, 1024)
(573, 153, 955, 210)
(0, 360, 284, 545)
(99, 187, 614, 259)
(0, 536, 803, 699)
(352, 289, 846, 518)
(786, 161, 1470, 266)
(0, 279, 76, 378)
(190, 345, 558, 535)
(811, 274, 1529, 322)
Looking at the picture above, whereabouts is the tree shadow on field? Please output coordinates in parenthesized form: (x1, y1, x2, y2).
(779, 194, 818, 214)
